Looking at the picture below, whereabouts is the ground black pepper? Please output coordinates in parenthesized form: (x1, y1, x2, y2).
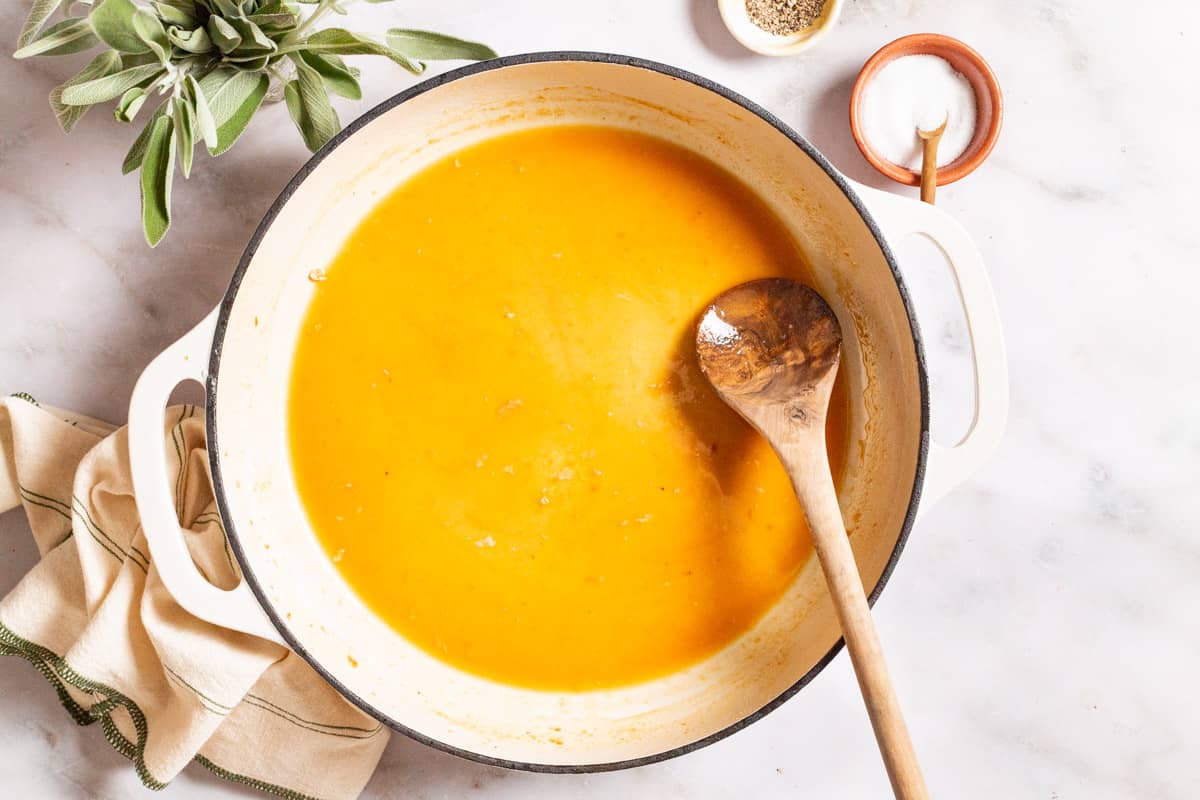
(745, 0, 827, 35)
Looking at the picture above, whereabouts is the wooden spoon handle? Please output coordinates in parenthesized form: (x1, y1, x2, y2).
(920, 135, 939, 204)
(789, 455, 930, 800)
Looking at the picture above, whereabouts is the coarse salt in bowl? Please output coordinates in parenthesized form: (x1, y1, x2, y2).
(860, 55, 977, 171)
(850, 34, 1004, 187)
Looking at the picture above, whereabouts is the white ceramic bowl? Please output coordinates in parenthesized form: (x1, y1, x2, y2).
(716, 0, 844, 56)
(128, 53, 1007, 771)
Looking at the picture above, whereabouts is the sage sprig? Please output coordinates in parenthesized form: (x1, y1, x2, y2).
(14, 0, 496, 246)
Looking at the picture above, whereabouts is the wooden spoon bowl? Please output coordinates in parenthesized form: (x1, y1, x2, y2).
(697, 278, 841, 404)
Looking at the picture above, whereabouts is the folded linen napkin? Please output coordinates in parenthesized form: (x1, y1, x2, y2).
(0, 394, 389, 799)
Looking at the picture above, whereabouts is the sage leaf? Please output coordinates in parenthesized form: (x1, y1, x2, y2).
(167, 25, 212, 53)
(89, 0, 151, 55)
(197, 68, 269, 155)
(283, 78, 298, 110)
(285, 54, 340, 152)
(119, 51, 161, 68)
(228, 17, 276, 53)
(206, 15, 242, 53)
(140, 112, 176, 246)
(186, 75, 218, 149)
(299, 50, 361, 100)
(131, 7, 170, 62)
(173, 95, 196, 178)
(122, 102, 168, 174)
(115, 86, 149, 122)
(17, 0, 63, 48)
(250, 16, 297, 33)
(13, 17, 98, 58)
(60, 62, 163, 106)
(242, 54, 272, 70)
(385, 29, 496, 61)
(211, 0, 242, 18)
(248, 10, 298, 33)
(49, 50, 122, 133)
(153, 2, 196, 26)
(288, 28, 422, 73)
(253, 1, 298, 13)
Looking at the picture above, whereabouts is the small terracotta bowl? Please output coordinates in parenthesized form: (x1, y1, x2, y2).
(849, 33, 1003, 187)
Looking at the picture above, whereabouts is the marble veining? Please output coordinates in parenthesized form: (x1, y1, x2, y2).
(3, 0, 1199, 797)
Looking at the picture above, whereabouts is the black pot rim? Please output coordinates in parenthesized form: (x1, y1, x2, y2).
(206, 50, 930, 774)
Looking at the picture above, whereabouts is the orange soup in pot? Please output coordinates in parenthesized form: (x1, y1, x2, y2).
(288, 126, 849, 690)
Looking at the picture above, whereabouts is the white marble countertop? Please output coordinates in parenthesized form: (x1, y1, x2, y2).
(3, 0, 1198, 797)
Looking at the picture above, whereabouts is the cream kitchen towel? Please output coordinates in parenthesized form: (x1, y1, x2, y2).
(0, 394, 389, 799)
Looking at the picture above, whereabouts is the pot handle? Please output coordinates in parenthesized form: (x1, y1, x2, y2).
(850, 182, 1009, 511)
(128, 308, 286, 646)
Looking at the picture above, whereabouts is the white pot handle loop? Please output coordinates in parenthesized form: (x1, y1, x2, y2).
(851, 182, 1009, 512)
(128, 308, 286, 646)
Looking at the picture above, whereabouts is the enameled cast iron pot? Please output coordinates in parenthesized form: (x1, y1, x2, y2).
(127, 53, 1008, 771)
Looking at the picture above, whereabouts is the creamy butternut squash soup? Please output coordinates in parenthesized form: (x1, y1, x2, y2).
(289, 126, 849, 690)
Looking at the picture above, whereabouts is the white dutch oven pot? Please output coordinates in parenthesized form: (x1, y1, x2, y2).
(128, 53, 1007, 771)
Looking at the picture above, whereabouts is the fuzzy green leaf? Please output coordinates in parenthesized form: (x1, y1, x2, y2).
(166, 24, 212, 53)
(131, 7, 170, 62)
(286, 27, 422, 73)
(140, 112, 176, 246)
(227, 17, 276, 53)
(298, 50, 360, 100)
(247, 10, 297, 32)
(206, 15, 242, 53)
(153, 2, 196, 26)
(89, 0, 151, 54)
(118, 51, 161, 68)
(186, 74, 218, 149)
(284, 54, 340, 152)
(18, 0, 63, 48)
(49, 50, 122, 132)
(60, 62, 163, 105)
(283, 80, 299, 121)
(13, 17, 98, 58)
(196, 68, 269, 155)
(229, 17, 276, 52)
(250, 1, 298, 13)
(384, 29, 496, 61)
(122, 102, 168, 173)
(173, 95, 195, 178)
(235, 53, 271, 70)
(210, 0, 242, 17)
(115, 86, 149, 121)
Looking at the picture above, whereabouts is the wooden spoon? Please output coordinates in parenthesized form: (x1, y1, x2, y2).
(917, 116, 948, 204)
(696, 278, 929, 800)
